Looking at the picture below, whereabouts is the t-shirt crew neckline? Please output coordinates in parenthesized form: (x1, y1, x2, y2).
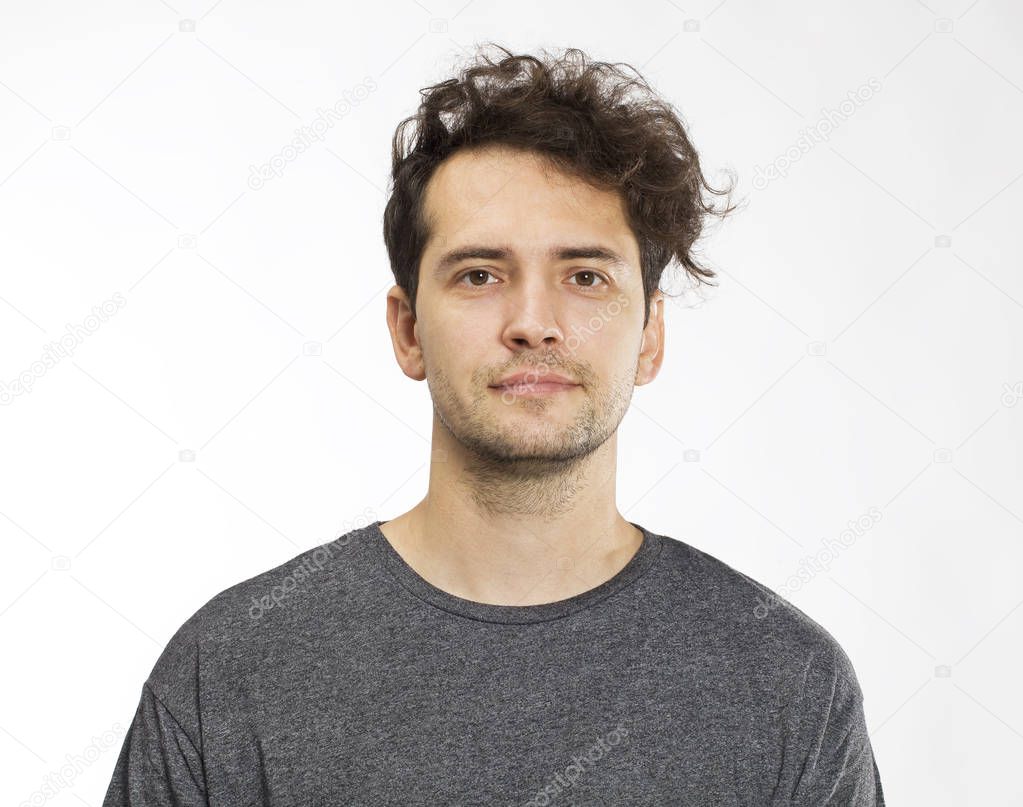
(367, 518, 663, 625)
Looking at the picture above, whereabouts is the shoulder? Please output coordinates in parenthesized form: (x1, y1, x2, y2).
(143, 521, 377, 709)
(652, 532, 863, 696)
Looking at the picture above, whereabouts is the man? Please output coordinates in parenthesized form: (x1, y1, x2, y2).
(103, 44, 885, 805)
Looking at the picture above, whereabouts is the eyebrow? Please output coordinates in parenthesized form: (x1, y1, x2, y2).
(432, 245, 630, 277)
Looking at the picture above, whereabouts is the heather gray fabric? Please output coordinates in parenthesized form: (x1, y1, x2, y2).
(102, 519, 885, 806)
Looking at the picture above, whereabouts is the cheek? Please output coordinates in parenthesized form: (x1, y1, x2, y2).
(426, 323, 492, 382)
(586, 319, 637, 362)
(437, 318, 492, 358)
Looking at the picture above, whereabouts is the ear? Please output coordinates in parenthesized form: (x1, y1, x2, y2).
(385, 285, 427, 382)
(635, 290, 665, 386)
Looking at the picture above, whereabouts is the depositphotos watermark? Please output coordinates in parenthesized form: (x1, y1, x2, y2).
(754, 506, 882, 618)
(248, 508, 378, 619)
(1001, 380, 1023, 407)
(522, 723, 629, 806)
(1, 292, 127, 405)
(752, 77, 882, 190)
(247, 77, 378, 190)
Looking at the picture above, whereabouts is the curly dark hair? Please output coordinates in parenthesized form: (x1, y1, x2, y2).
(382, 43, 737, 328)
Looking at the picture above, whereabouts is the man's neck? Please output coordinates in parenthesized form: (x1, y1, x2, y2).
(376, 433, 643, 607)
(378, 507, 643, 606)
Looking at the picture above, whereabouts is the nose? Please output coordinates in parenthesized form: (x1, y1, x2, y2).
(499, 278, 566, 350)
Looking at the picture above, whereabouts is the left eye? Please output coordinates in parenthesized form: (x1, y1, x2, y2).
(569, 271, 608, 287)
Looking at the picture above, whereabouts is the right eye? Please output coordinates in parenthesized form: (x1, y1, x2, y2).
(456, 269, 500, 287)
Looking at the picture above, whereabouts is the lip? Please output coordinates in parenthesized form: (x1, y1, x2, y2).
(491, 371, 578, 388)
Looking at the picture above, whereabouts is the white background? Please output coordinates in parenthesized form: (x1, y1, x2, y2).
(2, 1, 1021, 804)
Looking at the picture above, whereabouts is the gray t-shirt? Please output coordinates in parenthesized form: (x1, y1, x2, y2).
(102, 519, 885, 806)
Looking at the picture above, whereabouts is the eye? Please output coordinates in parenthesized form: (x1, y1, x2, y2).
(456, 269, 499, 287)
(569, 270, 609, 288)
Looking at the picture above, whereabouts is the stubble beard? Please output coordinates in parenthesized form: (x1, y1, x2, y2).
(425, 362, 637, 518)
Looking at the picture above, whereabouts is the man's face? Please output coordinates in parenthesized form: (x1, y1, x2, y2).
(405, 144, 662, 467)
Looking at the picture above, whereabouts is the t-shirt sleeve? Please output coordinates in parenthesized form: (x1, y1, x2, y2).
(102, 605, 213, 807)
(780, 642, 886, 806)
(101, 681, 209, 806)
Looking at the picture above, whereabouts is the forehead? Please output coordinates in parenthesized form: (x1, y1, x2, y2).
(420, 145, 636, 260)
